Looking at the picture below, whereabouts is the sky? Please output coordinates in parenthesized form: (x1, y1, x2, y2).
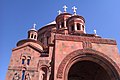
(0, 0, 120, 80)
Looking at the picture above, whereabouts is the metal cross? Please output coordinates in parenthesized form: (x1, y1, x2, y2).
(94, 29, 97, 35)
(72, 6, 77, 15)
(33, 23, 36, 29)
(58, 10, 62, 15)
(63, 5, 67, 12)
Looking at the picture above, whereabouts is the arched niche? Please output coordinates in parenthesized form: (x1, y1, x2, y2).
(68, 60, 110, 80)
(39, 65, 51, 80)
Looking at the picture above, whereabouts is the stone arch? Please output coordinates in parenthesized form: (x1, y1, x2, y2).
(39, 65, 49, 71)
(39, 64, 51, 80)
(57, 48, 120, 80)
(22, 67, 26, 71)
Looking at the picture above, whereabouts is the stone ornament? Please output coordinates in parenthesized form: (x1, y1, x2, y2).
(39, 69, 45, 80)
(13, 73, 20, 80)
(25, 73, 31, 80)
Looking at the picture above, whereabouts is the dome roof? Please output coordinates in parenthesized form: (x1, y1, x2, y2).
(38, 21, 56, 32)
(45, 21, 56, 26)
(29, 28, 37, 31)
(67, 15, 85, 23)
(29, 23, 37, 31)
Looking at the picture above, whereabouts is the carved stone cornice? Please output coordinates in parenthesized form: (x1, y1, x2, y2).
(8, 66, 37, 71)
(8, 66, 22, 71)
(82, 41, 92, 48)
(55, 34, 116, 45)
(38, 60, 50, 67)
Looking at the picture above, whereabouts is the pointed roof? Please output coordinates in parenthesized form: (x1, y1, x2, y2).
(13, 42, 43, 53)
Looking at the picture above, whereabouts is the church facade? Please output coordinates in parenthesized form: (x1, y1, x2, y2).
(6, 6, 120, 80)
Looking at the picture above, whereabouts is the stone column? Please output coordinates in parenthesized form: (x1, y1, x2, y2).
(59, 22, 61, 28)
(69, 27, 71, 33)
(64, 19, 67, 29)
(47, 66, 51, 80)
(81, 24, 83, 31)
(74, 23, 77, 30)
(47, 72, 50, 80)
(84, 25, 86, 33)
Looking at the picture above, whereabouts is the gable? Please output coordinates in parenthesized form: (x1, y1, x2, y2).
(12, 43, 43, 53)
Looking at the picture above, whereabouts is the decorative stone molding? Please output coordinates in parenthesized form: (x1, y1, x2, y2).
(8, 66, 37, 71)
(55, 34, 116, 45)
(38, 60, 50, 70)
(82, 41, 92, 48)
(39, 60, 50, 66)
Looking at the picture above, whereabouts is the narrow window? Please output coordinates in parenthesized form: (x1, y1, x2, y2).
(71, 25, 74, 31)
(22, 70, 25, 80)
(61, 22, 64, 28)
(27, 57, 31, 65)
(22, 59, 25, 64)
(57, 24, 59, 29)
(34, 35, 36, 39)
(77, 23, 80, 30)
(28, 33, 30, 38)
(82, 25, 84, 31)
(27, 59, 30, 65)
(31, 34, 33, 38)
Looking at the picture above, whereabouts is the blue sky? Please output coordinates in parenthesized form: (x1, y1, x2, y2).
(0, 0, 120, 80)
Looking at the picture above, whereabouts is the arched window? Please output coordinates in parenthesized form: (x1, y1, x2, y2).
(61, 22, 64, 28)
(22, 70, 25, 80)
(71, 25, 74, 31)
(77, 23, 80, 30)
(34, 35, 36, 39)
(22, 59, 25, 64)
(22, 56, 26, 64)
(28, 33, 30, 38)
(31, 34, 33, 38)
(82, 25, 84, 31)
(27, 56, 31, 65)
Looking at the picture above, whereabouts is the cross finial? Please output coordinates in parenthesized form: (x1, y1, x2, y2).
(33, 23, 36, 29)
(58, 10, 62, 15)
(63, 5, 67, 12)
(94, 29, 97, 35)
(72, 6, 77, 15)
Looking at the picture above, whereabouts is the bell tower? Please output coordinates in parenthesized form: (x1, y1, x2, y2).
(28, 23, 38, 40)
(67, 15, 86, 35)
(55, 5, 72, 34)
(67, 6, 86, 35)
(55, 5, 86, 35)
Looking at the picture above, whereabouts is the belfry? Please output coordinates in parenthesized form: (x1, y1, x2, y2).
(6, 5, 120, 80)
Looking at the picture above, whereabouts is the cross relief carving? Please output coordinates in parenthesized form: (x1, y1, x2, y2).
(82, 41, 92, 49)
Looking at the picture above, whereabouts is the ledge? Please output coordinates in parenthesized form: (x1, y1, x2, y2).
(55, 34, 117, 45)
